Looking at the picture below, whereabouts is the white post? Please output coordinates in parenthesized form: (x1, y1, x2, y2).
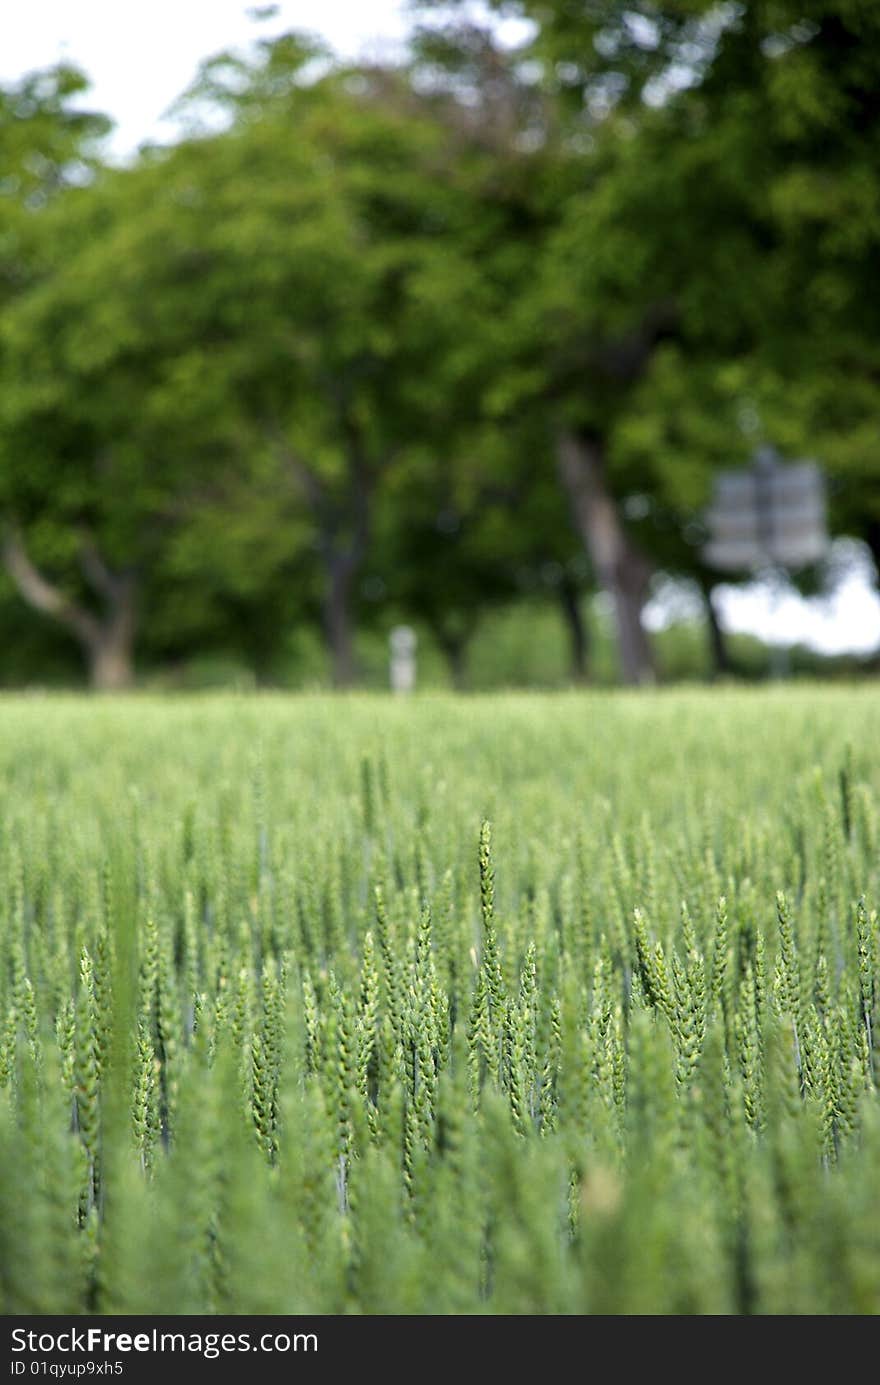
(390, 625, 417, 694)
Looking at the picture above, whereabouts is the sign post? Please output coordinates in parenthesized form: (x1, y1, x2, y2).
(389, 625, 417, 694)
(702, 446, 828, 674)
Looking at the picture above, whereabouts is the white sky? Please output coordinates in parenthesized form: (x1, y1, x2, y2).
(714, 570, 880, 657)
(0, 1, 412, 154)
(2, 1, 879, 658)
(644, 546, 880, 658)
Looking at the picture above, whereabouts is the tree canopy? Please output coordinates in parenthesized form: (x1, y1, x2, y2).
(0, 6, 876, 687)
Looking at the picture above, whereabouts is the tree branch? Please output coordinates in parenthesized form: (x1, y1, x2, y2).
(339, 407, 373, 566)
(78, 534, 124, 602)
(594, 300, 680, 384)
(2, 527, 102, 649)
(264, 424, 327, 515)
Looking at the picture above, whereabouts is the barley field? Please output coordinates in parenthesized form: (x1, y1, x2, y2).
(1, 688, 879, 1315)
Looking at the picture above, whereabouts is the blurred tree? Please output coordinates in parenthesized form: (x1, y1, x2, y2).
(0, 67, 119, 683)
(5, 8, 879, 690)
(0, 41, 519, 686)
(413, 2, 880, 666)
(0, 63, 110, 284)
(379, 26, 601, 682)
(407, 21, 664, 681)
(156, 37, 539, 685)
(142, 464, 322, 681)
(375, 411, 589, 685)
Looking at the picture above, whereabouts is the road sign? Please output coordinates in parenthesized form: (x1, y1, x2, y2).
(702, 447, 828, 573)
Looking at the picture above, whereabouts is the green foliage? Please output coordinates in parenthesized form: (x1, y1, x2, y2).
(450, 2, 880, 555)
(3, 16, 880, 689)
(0, 688, 878, 1312)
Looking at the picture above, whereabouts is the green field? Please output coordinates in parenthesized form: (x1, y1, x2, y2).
(1, 689, 879, 1314)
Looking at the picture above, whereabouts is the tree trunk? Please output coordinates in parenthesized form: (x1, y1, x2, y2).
(700, 579, 732, 680)
(865, 518, 880, 585)
(2, 529, 138, 690)
(447, 640, 467, 690)
(436, 631, 469, 690)
(90, 637, 134, 690)
(325, 557, 356, 688)
(88, 573, 137, 689)
(557, 573, 590, 683)
(272, 423, 372, 691)
(556, 430, 654, 685)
